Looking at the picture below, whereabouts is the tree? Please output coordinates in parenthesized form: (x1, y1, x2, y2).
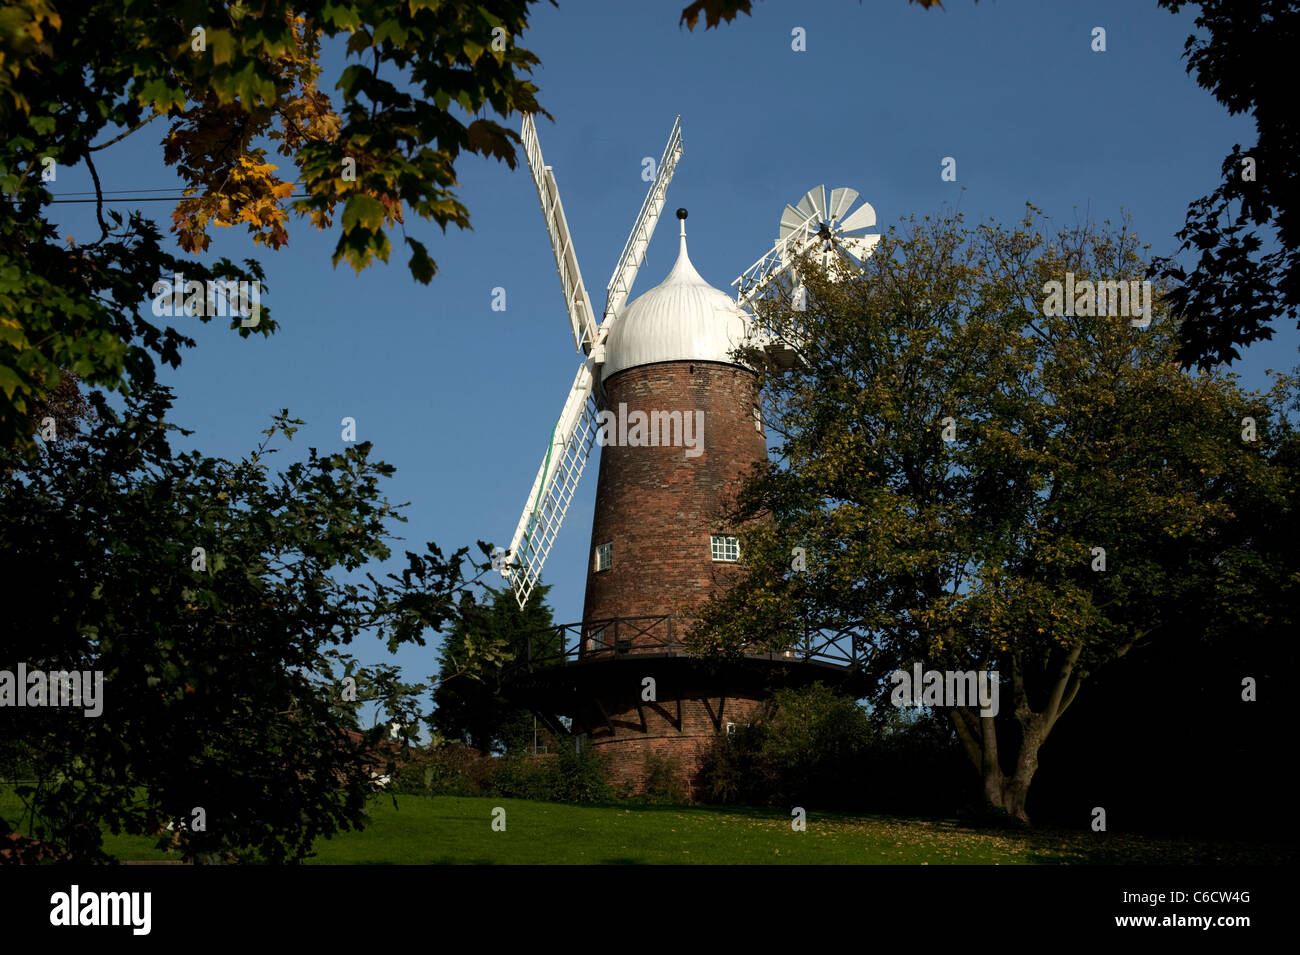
(1147, 0, 1300, 368)
(1, 1, 550, 452)
(687, 207, 1296, 823)
(432, 582, 559, 754)
(0, 380, 499, 862)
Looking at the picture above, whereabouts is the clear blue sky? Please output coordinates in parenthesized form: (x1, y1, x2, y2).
(49, 0, 1297, 723)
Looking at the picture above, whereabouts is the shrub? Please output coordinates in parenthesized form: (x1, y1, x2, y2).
(490, 742, 612, 804)
(633, 751, 688, 805)
(699, 683, 874, 808)
(491, 753, 555, 801)
(391, 742, 495, 797)
(548, 744, 613, 803)
(698, 725, 767, 805)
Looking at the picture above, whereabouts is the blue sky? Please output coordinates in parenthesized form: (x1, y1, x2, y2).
(49, 0, 1297, 723)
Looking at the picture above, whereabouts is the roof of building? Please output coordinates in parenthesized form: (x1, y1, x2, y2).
(601, 225, 751, 381)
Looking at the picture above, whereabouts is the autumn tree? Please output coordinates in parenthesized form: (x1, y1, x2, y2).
(1, 0, 549, 452)
(687, 208, 1296, 824)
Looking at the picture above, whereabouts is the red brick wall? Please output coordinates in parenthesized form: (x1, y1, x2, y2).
(582, 360, 766, 630)
(578, 685, 767, 797)
(574, 360, 769, 798)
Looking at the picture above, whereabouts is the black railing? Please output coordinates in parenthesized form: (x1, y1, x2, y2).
(505, 614, 869, 679)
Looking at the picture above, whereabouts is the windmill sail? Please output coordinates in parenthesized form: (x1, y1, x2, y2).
(602, 116, 684, 329)
(506, 361, 599, 608)
(505, 114, 686, 608)
(521, 114, 599, 354)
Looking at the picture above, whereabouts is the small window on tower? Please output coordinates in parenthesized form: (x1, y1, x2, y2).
(711, 534, 740, 562)
(753, 404, 763, 433)
(594, 541, 612, 572)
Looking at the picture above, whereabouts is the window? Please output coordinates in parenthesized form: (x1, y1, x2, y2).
(726, 722, 736, 736)
(594, 541, 612, 572)
(753, 404, 763, 433)
(710, 534, 739, 562)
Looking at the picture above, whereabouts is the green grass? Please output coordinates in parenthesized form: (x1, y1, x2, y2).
(5, 787, 1292, 864)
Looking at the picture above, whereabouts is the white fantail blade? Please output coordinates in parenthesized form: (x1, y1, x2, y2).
(827, 187, 859, 222)
(779, 204, 809, 239)
(602, 115, 684, 329)
(839, 234, 882, 260)
(520, 113, 600, 354)
(506, 359, 600, 609)
(837, 199, 877, 234)
(795, 185, 826, 223)
(736, 187, 880, 314)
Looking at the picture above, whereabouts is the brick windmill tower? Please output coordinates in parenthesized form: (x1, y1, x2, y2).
(501, 114, 880, 794)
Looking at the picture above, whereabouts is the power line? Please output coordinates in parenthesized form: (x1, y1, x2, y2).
(45, 182, 307, 204)
(50, 187, 182, 196)
(50, 194, 307, 203)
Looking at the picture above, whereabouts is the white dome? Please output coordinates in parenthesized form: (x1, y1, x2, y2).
(601, 232, 751, 382)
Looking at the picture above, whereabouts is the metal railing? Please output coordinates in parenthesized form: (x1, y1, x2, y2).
(503, 614, 870, 680)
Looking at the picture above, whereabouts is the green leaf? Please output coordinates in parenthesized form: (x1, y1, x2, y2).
(136, 77, 186, 113)
(322, 2, 363, 31)
(405, 237, 436, 284)
(209, 29, 237, 66)
(341, 194, 385, 234)
(373, 20, 408, 47)
(0, 364, 22, 400)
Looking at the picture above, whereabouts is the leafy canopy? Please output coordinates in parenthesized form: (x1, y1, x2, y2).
(688, 207, 1296, 820)
(1, 0, 549, 452)
(0, 381, 492, 863)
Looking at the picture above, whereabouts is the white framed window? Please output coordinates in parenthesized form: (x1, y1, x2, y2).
(710, 534, 740, 562)
(753, 404, 763, 433)
(594, 541, 612, 572)
(726, 721, 736, 736)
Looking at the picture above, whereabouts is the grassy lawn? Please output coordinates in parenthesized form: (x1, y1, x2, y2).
(2, 788, 1290, 864)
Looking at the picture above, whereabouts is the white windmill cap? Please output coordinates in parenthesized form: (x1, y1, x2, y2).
(601, 210, 751, 382)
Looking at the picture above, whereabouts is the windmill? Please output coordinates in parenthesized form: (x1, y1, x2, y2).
(503, 120, 879, 608)
(502, 113, 683, 610)
(498, 116, 880, 797)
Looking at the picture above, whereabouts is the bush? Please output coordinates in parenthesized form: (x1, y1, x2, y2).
(391, 743, 495, 797)
(699, 683, 876, 809)
(698, 685, 972, 814)
(698, 724, 766, 805)
(548, 744, 613, 803)
(490, 742, 612, 804)
(491, 753, 556, 801)
(629, 750, 688, 805)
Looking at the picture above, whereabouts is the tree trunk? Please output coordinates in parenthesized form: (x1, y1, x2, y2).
(952, 709, 1047, 825)
(950, 646, 1083, 826)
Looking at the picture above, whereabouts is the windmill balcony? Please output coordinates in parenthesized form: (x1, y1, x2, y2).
(499, 614, 870, 687)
